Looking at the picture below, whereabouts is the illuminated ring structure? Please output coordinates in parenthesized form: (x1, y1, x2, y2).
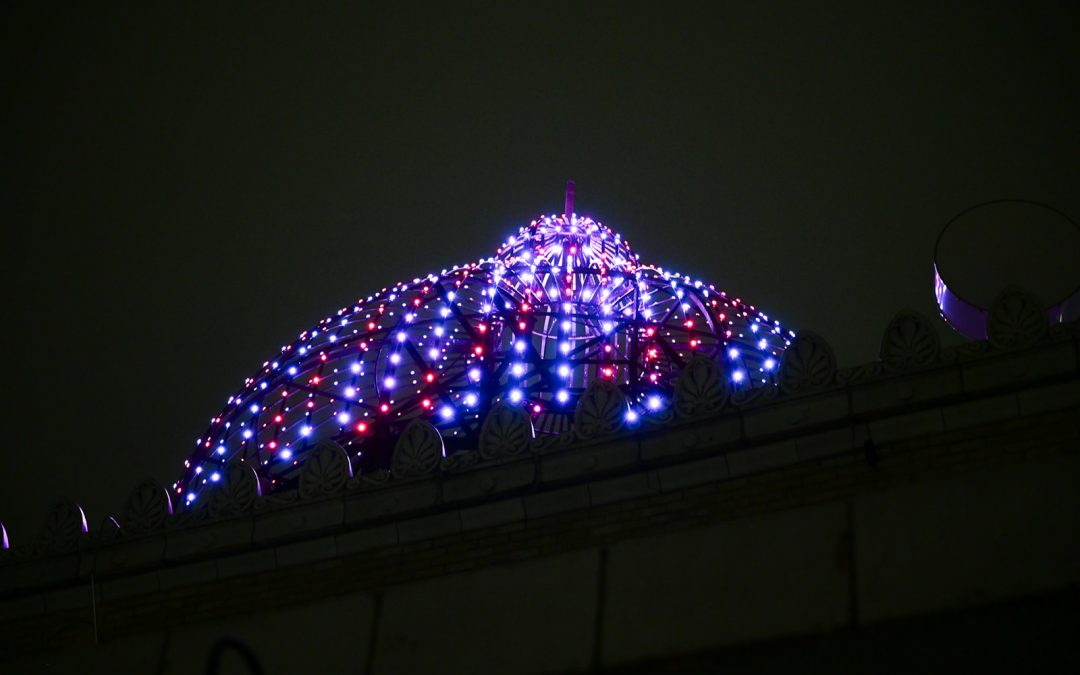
(933, 199, 1080, 340)
(177, 213, 791, 505)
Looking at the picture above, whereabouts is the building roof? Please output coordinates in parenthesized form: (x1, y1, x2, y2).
(177, 205, 790, 505)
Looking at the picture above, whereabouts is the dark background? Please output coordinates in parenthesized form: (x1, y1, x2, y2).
(3, 3, 1077, 540)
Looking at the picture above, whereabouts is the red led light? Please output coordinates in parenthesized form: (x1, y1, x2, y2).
(425, 373, 435, 383)
(421, 398, 431, 408)
(473, 345, 484, 355)
(273, 415, 283, 424)
(356, 422, 368, 433)
(380, 403, 390, 413)
(268, 441, 277, 450)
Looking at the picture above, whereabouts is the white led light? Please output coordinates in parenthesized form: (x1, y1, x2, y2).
(764, 358, 776, 370)
(509, 389, 523, 403)
(337, 412, 351, 425)
(556, 389, 569, 403)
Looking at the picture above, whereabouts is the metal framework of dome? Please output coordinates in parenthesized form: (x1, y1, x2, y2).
(176, 185, 792, 505)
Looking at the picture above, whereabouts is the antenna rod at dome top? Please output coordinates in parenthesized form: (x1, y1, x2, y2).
(564, 181, 575, 217)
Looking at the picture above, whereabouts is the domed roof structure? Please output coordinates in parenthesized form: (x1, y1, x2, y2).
(176, 187, 792, 506)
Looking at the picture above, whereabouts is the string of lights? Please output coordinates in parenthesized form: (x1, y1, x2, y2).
(177, 209, 791, 505)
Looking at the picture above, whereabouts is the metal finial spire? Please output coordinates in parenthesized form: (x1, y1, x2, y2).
(564, 180, 575, 217)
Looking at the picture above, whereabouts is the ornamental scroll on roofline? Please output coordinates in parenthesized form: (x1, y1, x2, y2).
(177, 183, 793, 506)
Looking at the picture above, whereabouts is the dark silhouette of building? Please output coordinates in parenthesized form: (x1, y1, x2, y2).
(1, 202, 1077, 674)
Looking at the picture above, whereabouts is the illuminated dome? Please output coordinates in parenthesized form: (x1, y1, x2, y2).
(177, 193, 791, 506)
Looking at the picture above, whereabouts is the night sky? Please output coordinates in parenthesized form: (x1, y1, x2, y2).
(3, 3, 1078, 540)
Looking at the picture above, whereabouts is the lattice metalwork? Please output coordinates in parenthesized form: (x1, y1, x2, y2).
(177, 207, 791, 506)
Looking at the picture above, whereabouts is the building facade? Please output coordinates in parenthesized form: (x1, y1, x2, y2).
(1, 212, 1078, 673)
